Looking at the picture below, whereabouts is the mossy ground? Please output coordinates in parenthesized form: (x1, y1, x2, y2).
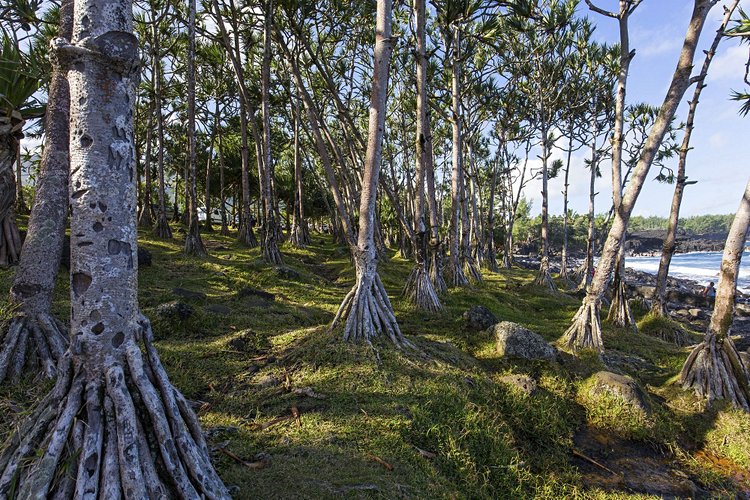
(1, 221, 749, 498)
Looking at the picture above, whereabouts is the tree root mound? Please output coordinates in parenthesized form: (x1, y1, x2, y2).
(332, 273, 411, 348)
(608, 280, 637, 332)
(404, 264, 443, 313)
(185, 232, 208, 257)
(262, 241, 283, 266)
(463, 256, 482, 283)
(680, 332, 750, 411)
(0, 322, 229, 498)
(428, 249, 447, 294)
(0, 313, 68, 383)
(535, 267, 557, 293)
(153, 213, 172, 239)
(238, 224, 258, 248)
(562, 297, 604, 352)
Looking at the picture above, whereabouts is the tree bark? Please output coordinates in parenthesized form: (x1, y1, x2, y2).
(153, 11, 172, 239)
(0, 0, 230, 494)
(680, 177, 750, 410)
(138, 98, 154, 228)
(563, 0, 717, 352)
(0, 0, 73, 385)
(535, 123, 556, 292)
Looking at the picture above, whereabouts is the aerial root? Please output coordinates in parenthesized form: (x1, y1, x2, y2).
(680, 331, 750, 412)
(332, 273, 412, 349)
(608, 279, 637, 331)
(403, 264, 443, 313)
(0, 215, 21, 268)
(185, 232, 208, 257)
(463, 256, 483, 283)
(535, 264, 557, 294)
(428, 247, 447, 294)
(262, 241, 283, 265)
(448, 259, 469, 288)
(0, 321, 230, 499)
(153, 212, 173, 239)
(0, 313, 68, 383)
(562, 297, 603, 353)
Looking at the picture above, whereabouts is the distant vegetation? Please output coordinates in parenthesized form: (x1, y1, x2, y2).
(628, 214, 735, 234)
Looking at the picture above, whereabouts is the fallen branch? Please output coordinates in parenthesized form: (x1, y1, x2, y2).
(367, 454, 394, 471)
(414, 446, 436, 459)
(572, 449, 617, 475)
(218, 447, 271, 470)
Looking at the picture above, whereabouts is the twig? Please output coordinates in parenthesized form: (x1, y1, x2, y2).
(572, 449, 617, 475)
(218, 447, 270, 470)
(367, 454, 394, 471)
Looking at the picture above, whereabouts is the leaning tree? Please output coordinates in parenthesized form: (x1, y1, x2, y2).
(0, 0, 229, 494)
(562, 0, 719, 352)
(0, 0, 72, 384)
(680, 177, 750, 410)
(330, 0, 410, 346)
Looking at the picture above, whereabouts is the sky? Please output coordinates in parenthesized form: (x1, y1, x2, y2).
(521, 0, 750, 218)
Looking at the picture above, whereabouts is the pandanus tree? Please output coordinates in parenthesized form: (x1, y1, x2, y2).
(680, 177, 750, 410)
(0, 36, 43, 268)
(403, 0, 443, 312)
(651, 0, 741, 317)
(0, 0, 230, 494)
(330, 0, 410, 346)
(1, 0, 71, 384)
(563, 0, 719, 352)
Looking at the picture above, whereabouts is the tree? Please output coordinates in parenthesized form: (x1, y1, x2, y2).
(330, 0, 409, 346)
(680, 177, 750, 410)
(651, 0, 740, 316)
(403, 0, 443, 312)
(563, 0, 719, 352)
(0, 0, 71, 385)
(0, 0, 229, 494)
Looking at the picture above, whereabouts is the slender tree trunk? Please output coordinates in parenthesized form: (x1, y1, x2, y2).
(331, 0, 408, 346)
(289, 86, 309, 248)
(486, 156, 500, 272)
(138, 99, 154, 228)
(681, 177, 750, 410)
(153, 15, 172, 239)
(560, 126, 574, 282)
(14, 140, 27, 214)
(0, 128, 21, 268)
(0, 0, 72, 384)
(579, 118, 599, 291)
(463, 144, 482, 281)
(564, 0, 717, 352)
(217, 111, 229, 236)
(260, 0, 282, 265)
(203, 102, 219, 233)
(535, 124, 556, 292)
(184, 0, 207, 257)
(425, 109, 447, 293)
(403, 2, 442, 312)
(653, 0, 738, 316)
(0, 0, 230, 494)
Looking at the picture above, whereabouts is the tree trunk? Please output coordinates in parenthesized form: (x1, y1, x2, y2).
(184, 0, 207, 257)
(153, 14, 172, 239)
(535, 124, 556, 292)
(403, 4, 442, 312)
(260, 0, 283, 265)
(138, 98, 154, 228)
(652, 0, 738, 316)
(289, 84, 310, 247)
(424, 109, 447, 293)
(0, 0, 230, 494)
(14, 140, 27, 214)
(560, 126, 574, 283)
(681, 177, 750, 410)
(563, 0, 716, 352)
(217, 109, 230, 235)
(331, 0, 408, 346)
(204, 101, 219, 233)
(0, 0, 73, 385)
(0, 128, 21, 268)
(579, 119, 599, 291)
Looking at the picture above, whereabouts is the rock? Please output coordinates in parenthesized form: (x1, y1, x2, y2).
(588, 371, 650, 414)
(275, 266, 301, 280)
(173, 287, 207, 301)
(493, 322, 556, 361)
(673, 309, 691, 318)
(61, 236, 152, 269)
(155, 301, 194, 321)
(736, 303, 750, 318)
(205, 304, 231, 315)
(228, 330, 259, 352)
(463, 306, 498, 331)
(254, 374, 281, 389)
(236, 287, 275, 302)
(688, 308, 703, 320)
(498, 374, 537, 396)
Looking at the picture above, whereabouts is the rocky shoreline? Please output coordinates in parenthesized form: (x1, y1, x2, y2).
(625, 229, 727, 256)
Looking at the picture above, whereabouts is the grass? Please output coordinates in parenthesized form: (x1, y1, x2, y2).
(1, 221, 749, 498)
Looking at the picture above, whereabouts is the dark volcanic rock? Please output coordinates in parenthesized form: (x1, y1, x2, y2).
(155, 301, 194, 320)
(463, 305, 498, 331)
(173, 287, 207, 301)
(205, 304, 231, 315)
(588, 371, 650, 414)
(498, 374, 538, 396)
(626, 229, 725, 255)
(236, 287, 275, 302)
(275, 266, 301, 280)
(492, 322, 556, 361)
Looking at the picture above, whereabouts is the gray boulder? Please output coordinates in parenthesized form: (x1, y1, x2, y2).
(493, 322, 556, 361)
(155, 301, 194, 321)
(688, 308, 703, 320)
(463, 306, 498, 331)
(588, 371, 650, 414)
(173, 287, 207, 301)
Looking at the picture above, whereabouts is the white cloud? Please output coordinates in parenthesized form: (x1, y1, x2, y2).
(708, 132, 728, 149)
(707, 44, 749, 83)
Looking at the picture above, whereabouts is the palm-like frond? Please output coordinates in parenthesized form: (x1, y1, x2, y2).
(0, 35, 43, 120)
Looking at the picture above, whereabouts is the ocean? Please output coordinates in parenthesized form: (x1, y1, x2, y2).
(627, 251, 750, 293)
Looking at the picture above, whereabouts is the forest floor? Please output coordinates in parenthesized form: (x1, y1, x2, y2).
(1, 221, 750, 498)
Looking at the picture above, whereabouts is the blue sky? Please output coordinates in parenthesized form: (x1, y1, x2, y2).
(523, 0, 750, 218)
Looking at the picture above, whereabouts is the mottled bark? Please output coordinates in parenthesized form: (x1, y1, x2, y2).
(0, 0, 229, 494)
(681, 178, 750, 410)
(0, 0, 73, 384)
(138, 98, 153, 228)
(564, 0, 716, 352)
(0, 124, 22, 268)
